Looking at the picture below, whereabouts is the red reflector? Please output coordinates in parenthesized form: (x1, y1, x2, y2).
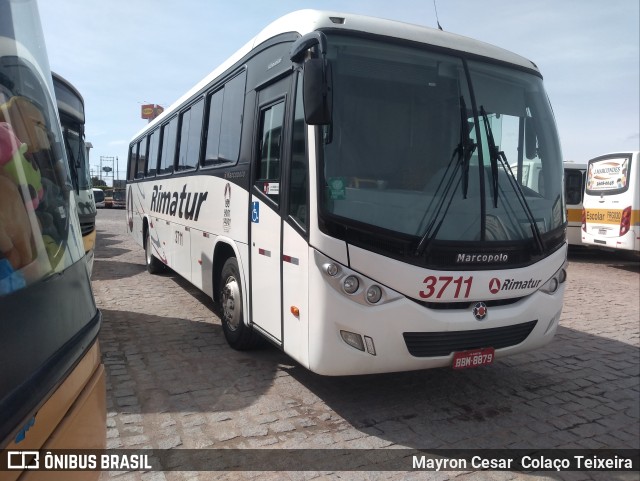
(282, 255, 299, 265)
(620, 206, 632, 236)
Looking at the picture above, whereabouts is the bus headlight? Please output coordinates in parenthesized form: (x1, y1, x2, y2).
(324, 263, 339, 277)
(343, 275, 359, 294)
(366, 285, 382, 304)
(540, 263, 568, 295)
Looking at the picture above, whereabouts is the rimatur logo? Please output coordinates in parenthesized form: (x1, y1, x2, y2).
(489, 278, 501, 294)
(488, 277, 541, 294)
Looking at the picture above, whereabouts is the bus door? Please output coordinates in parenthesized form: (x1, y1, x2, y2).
(250, 76, 293, 343)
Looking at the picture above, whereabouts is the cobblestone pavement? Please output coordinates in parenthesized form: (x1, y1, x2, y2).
(93, 209, 639, 481)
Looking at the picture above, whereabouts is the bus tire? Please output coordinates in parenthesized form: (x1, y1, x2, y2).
(145, 230, 164, 274)
(219, 257, 259, 350)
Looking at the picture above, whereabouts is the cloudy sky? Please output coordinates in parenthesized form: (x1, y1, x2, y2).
(38, 0, 639, 182)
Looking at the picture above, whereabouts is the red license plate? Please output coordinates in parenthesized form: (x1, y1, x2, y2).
(452, 347, 495, 369)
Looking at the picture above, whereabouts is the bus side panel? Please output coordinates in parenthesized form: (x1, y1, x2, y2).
(16, 367, 105, 481)
(566, 203, 583, 246)
(0, 259, 100, 446)
(2, 343, 105, 481)
(281, 222, 310, 369)
(126, 183, 147, 249)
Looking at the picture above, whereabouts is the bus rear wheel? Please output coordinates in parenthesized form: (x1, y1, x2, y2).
(219, 257, 259, 350)
(145, 230, 164, 274)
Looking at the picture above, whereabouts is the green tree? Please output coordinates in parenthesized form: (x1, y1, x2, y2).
(91, 176, 107, 187)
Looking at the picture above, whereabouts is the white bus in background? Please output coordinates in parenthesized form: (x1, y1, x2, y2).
(563, 161, 587, 246)
(582, 151, 640, 253)
(92, 187, 105, 208)
(53, 72, 97, 275)
(126, 10, 568, 375)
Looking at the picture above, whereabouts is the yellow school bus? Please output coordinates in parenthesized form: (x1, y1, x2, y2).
(0, 1, 105, 479)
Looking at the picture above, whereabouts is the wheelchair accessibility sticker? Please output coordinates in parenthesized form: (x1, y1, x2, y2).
(251, 202, 260, 223)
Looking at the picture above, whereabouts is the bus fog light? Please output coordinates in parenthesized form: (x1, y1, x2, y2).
(340, 330, 365, 351)
(343, 275, 359, 294)
(324, 263, 339, 277)
(364, 336, 376, 355)
(366, 285, 382, 304)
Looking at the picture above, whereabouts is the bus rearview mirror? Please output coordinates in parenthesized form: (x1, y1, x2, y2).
(303, 58, 332, 125)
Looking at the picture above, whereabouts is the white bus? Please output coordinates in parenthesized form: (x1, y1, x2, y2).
(582, 151, 640, 253)
(563, 161, 587, 246)
(53, 72, 97, 275)
(127, 10, 568, 375)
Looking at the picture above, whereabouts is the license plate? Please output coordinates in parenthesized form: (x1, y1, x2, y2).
(452, 347, 495, 369)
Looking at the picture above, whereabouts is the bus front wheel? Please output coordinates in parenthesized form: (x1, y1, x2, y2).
(145, 231, 164, 274)
(219, 258, 259, 350)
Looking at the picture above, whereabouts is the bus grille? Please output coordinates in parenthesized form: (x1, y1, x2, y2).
(403, 320, 537, 357)
(81, 220, 95, 236)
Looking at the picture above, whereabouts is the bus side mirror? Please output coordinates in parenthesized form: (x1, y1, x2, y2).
(303, 58, 332, 125)
(525, 116, 537, 159)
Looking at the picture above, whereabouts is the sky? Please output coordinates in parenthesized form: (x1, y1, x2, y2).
(38, 0, 639, 184)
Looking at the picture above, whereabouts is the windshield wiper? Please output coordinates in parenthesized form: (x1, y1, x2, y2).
(479, 106, 500, 208)
(63, 131, 80, 194)
(415, 96, 476, 256)
(479, 106, 545, 254)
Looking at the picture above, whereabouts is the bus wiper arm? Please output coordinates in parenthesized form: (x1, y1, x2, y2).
(460, 96, 476, 198)
(479, 106, 500, 208)
(415, 97, 473, 256)
(479, 106, 545, 254)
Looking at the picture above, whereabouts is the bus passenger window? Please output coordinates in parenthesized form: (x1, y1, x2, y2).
(158, 117, 177, 175)
(127, 144, 137, 181)
(177, 98, 204, 171)
(256, 101, 284, 204)
(202, 71, 246, 167)
(136, 138, 147, 178)
(147, 130, 159, 177)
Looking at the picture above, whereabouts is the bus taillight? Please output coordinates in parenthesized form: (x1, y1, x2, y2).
(581, 208, 587, 232)
(620, 206, 632, 236)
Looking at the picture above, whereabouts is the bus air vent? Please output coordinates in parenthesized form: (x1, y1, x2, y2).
(403, 320, 537, 357)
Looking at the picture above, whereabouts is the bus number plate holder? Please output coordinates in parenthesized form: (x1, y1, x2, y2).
(452, 347, 495, 369)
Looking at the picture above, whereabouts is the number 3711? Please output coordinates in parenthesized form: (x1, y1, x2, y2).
(419, 276, 473, 299)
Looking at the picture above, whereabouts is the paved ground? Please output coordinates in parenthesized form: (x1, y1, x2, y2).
(93, 209, 639, 481)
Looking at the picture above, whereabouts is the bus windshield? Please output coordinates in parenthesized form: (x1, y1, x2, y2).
(0, 8, 84, 295)
(321, 35, 564, 250)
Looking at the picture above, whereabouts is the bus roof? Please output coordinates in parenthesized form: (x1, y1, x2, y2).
(563, 161, 588, 170)
(52, 71, 85, 122)
(133, 9, 540, 141)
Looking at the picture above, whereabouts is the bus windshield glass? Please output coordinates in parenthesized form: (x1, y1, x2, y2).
(63, 123, 91, 190)
(321, 35, 564, 247)
(0, 1, 84, 295)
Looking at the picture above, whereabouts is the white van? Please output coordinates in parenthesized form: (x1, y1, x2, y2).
(92, 188, 105, 208)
